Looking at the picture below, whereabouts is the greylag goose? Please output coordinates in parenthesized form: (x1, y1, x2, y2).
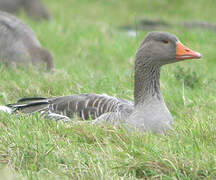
(0, 11, 54, 70)
(0, 0, 51, 21)
(0, 32, 201, 133)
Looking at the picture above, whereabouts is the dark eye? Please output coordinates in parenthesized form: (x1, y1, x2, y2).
(162, 40, 169, 44)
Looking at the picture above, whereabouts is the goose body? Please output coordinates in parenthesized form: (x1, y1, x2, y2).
(1, 32, 201, 133)
(0, 0, 51, 21)
(7, 94, 134, 122)
(0, 11, 54, 70)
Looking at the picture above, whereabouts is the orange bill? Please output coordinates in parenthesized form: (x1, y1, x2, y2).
(176, 41, 202, 60)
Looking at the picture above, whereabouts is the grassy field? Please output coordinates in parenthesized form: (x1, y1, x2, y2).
(0, 0, 216, 179)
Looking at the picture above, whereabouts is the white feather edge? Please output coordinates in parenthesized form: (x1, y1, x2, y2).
(0, 105, 12, 114)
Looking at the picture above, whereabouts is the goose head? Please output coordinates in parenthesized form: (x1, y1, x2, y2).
(136, 32, 202, 66)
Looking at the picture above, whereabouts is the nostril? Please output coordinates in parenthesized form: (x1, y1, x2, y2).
(185, 49, 190, 52)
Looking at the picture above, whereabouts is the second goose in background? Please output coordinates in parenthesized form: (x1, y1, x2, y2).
(0, 11, 54, 70)
(0, 0, 51, 21)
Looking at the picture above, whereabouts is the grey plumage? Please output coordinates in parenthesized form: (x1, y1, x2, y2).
(0, 0, 51, 21)
(8, 94, 134, 121)
(0, 11, 54, 70)
(2, 32, 201, 133)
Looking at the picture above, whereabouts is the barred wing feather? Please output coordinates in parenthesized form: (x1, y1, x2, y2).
(8, 94, 134, 121)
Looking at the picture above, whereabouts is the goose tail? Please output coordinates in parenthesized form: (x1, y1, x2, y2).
(0, 105, 12, 114)
(0, 97, 50, 115)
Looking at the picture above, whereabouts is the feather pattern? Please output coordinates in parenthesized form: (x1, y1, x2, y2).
(7, 94, 134, 121)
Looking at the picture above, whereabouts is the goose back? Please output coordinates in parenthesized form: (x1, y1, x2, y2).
(8, 94, 134, 120)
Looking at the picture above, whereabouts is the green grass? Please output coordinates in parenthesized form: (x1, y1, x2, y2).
(0, 0, 216, 179)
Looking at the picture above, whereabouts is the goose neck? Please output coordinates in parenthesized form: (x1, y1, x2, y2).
(134, 61, 161, 106)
